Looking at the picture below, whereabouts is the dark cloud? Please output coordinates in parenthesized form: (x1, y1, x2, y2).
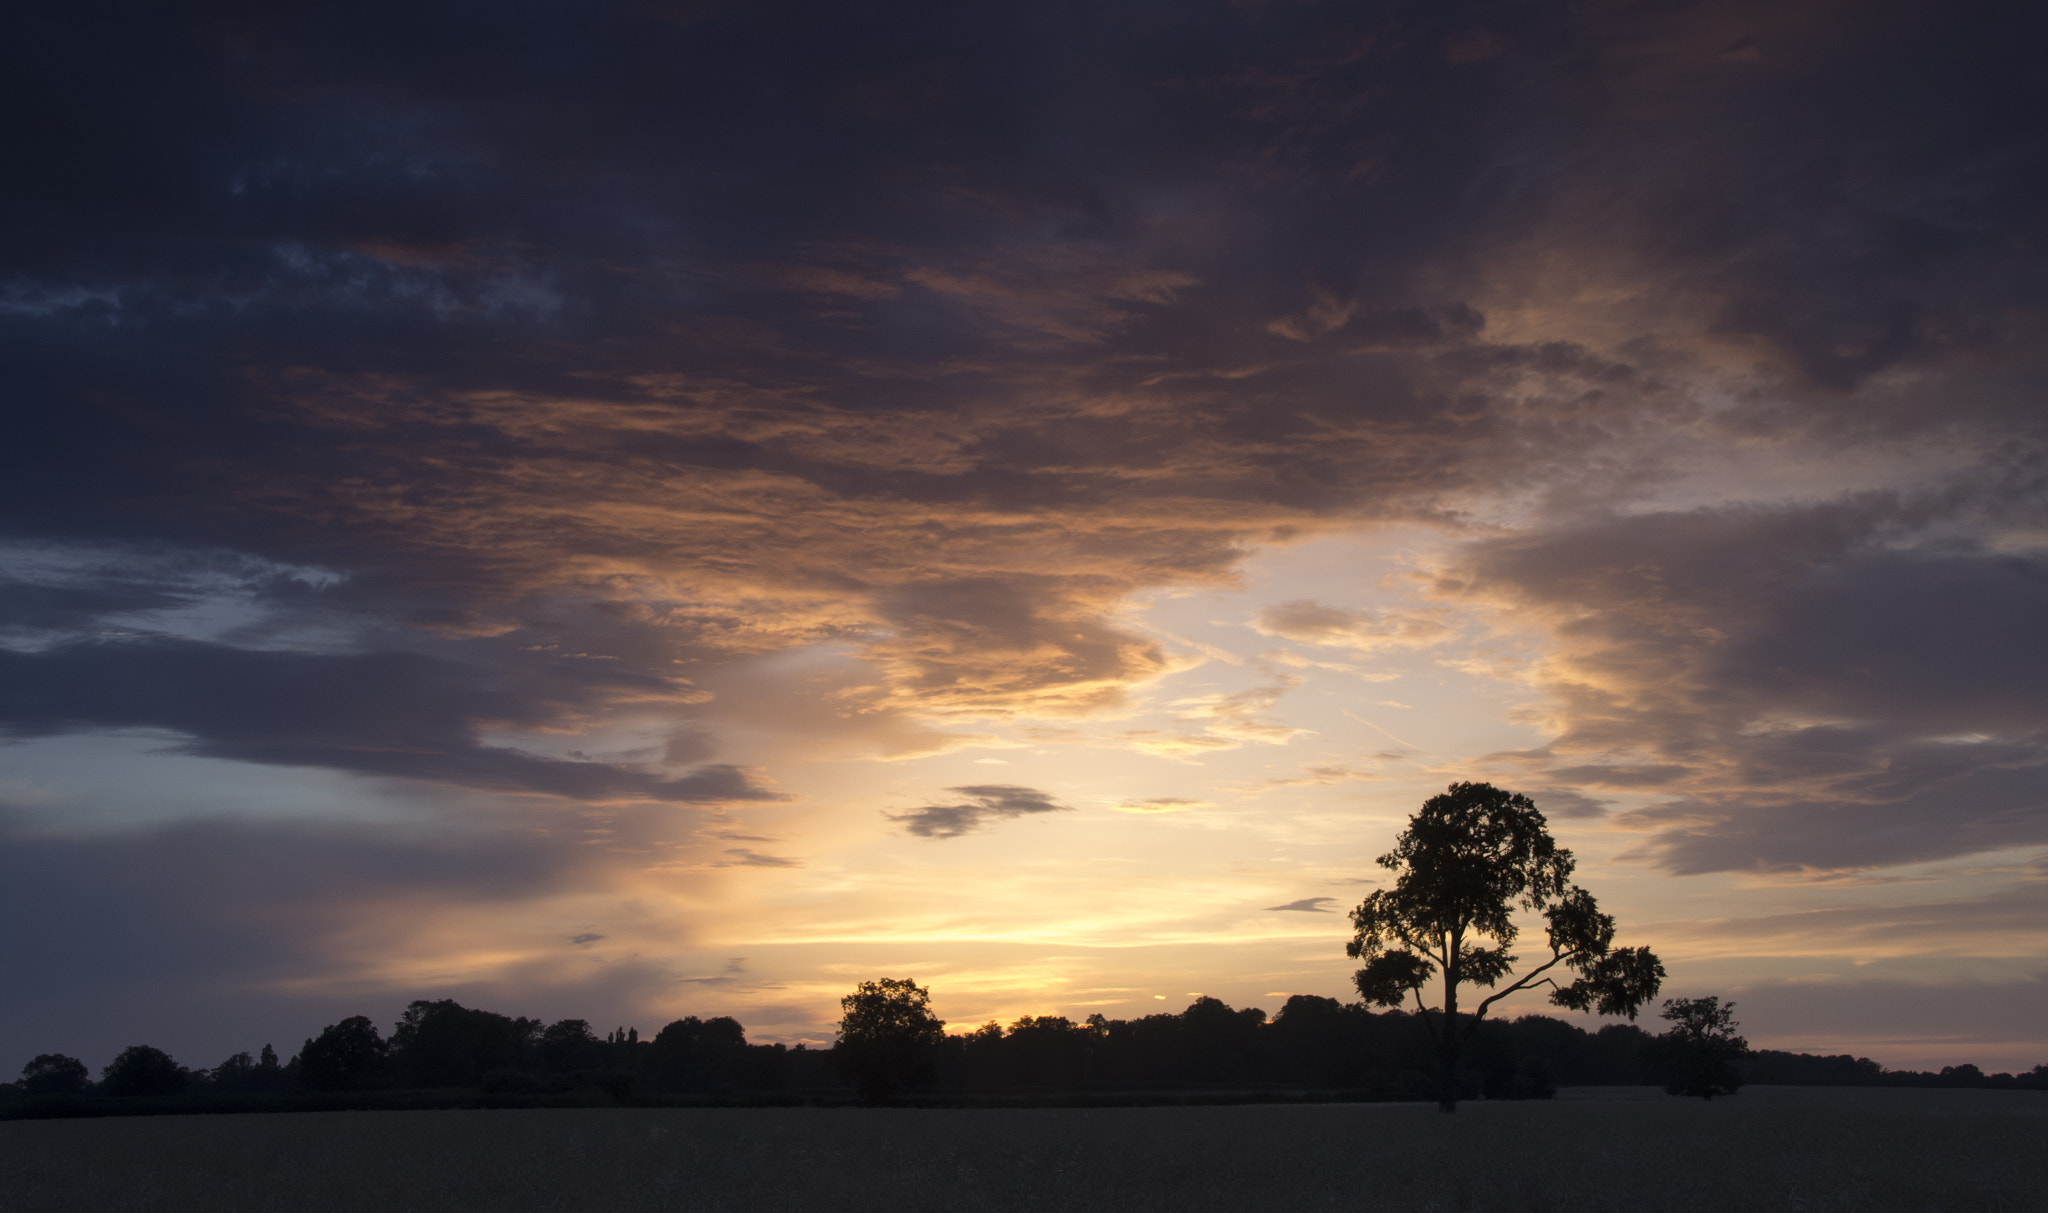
(567, 933, 605, 946)
(10, 0, 2036, 750)
(1448, 494, 2048, 873)
(0, 638, 782, 804)
(1265, 897, 1337, 913)
(1522, 788, 1611, 820)
(0, 576, 192, 633)
(888, 784, 1071, 839)
(1543, 766, 1691, 790)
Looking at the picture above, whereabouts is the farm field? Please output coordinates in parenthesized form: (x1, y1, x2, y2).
(1, 1086, 2041, 1212)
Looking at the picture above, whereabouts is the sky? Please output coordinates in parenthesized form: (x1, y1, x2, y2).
(4, 0, 2046, 1076)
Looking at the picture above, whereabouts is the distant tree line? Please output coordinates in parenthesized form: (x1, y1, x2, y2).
(9, 991, 2045, 1116)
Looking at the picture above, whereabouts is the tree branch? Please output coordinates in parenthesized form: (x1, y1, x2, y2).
(1468, 947, 1576, 1028)
(1409, 985, 1443, 1048)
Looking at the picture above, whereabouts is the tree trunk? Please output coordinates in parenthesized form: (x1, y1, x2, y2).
(1438, 943, 1461, 1113)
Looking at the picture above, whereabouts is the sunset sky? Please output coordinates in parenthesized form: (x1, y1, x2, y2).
(5, 0, 2046, 1075)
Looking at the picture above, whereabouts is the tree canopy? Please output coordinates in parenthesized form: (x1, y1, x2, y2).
(99, 1045, 186, 1098)
(1347, 781, 1664, 1111)
(19, 1054, 88, 1096)
(299, 1015, 389, 1092)
(834, 977, 946, 1103)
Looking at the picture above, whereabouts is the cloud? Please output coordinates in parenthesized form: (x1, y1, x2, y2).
(678, 958, 749, 985)
(888, 784, 1072, 839)
(1251, 601, 1453, 652)
(567, 933, 604, 946)
(713, 848, 802, 868)
(1110, 797, 1210, 813)
(1265, 897, 1337, 913)
(0, 638, 784, 804)
(0, 575, 192, 634)
(1128, 677, 1313, 757)
(1259, 763, 1381, 790)
(1653, 878, 2048, 961)
(1439, 493, 2048, 872)
(1543, 765, 1691, 789)
(1522, 788, 1611, 820)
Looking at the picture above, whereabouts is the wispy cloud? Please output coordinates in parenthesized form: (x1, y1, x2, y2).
(1265, 897, 1337, 913)
(1110, 797, 1211, 814)
(1251, 600, 1452, 652)
(888, 785, 1073, 839)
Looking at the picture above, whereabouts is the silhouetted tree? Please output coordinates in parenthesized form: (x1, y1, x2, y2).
(1348, 782, 1664, 1112)
(299, 1015, 390, 1092)
(1178, 996, 1267, 1083)
(540, 1019, 599, 1073)
(390, 999, 540, 1088)
(1646, 995, 1748, 1099)
(100, 1045, 187, 1097)
(211, 1051, 256, 1087)
(834, 978, 946, 1103)
(648, 1015, 750, 1091)
(988, 1015, 1100, 1088)
(20, 1053, 89, 1096)
(1743, 1049, 1879, 1085)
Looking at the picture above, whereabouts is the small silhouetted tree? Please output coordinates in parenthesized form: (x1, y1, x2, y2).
(20, 1054, 90, 1096)
(211, 1051, 256, 1088)
(1348, 782, 1665, 1112)
(1647, 995, 1748, 1099)
(101, 1045, 187, 1097)
(835, 978, 946, 1103)
(300, 1015, 389, 1092)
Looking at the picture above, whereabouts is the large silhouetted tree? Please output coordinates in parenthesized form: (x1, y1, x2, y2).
(390, 999, 539, 1087)
(1647, 995, 1749, 1099)
(649, 1015, 749, 1091)
(100, 1045, 187, 1097)
(834, 978, 946, 1103)
(299, 1015, 389, 1092)
(1348, 782, 1664, 1112)
(19, 1054, 89, 1096)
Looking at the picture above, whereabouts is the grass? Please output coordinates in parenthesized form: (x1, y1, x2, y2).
(1, 1086, 2040, 1212)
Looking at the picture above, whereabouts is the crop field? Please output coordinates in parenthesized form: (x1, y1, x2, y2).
(1, 1086, 2041, 1213)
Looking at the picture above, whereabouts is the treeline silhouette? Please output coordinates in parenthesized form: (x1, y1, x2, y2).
(8, 992, 2045, 1118)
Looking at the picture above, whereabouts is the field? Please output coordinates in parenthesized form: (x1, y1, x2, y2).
(2, 1086, 2041, 1212)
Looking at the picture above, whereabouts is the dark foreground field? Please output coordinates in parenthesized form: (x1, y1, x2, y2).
(2, 1086, 2040, 1212)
